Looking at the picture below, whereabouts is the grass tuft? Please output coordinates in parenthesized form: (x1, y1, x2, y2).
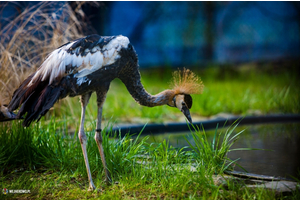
(185, 119, 257, 174)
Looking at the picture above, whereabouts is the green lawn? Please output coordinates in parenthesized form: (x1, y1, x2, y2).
(1, 119, 299, 199)
(1, 64, 299, 199)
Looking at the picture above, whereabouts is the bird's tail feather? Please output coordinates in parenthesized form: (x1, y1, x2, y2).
(8, 74, 61, 127)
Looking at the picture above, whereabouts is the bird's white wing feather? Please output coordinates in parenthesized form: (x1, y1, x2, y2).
(28, 35, 130, 87)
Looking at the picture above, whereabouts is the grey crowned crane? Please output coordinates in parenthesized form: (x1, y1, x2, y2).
(4, 34, 203, 191)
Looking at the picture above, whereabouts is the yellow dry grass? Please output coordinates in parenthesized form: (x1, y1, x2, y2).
(0, 2, 97, 105)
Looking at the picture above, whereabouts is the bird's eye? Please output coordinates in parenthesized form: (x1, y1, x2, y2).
(128, 44, 132, 50)
(184, 94, 192, 109)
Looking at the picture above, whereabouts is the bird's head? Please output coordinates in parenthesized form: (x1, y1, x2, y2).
(167, 93, 193, 123)
(167, 68, 204, 123)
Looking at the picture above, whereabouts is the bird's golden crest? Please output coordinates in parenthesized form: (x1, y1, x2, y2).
(171, 68, 204, 95)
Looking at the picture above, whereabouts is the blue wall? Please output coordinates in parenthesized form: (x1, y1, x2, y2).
(1, 1, 300, 67)
(104, 1, 300, 67)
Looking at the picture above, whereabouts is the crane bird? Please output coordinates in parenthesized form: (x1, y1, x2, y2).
(4, 34, 203, 191)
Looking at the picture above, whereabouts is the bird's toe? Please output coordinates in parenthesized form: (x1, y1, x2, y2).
(88, 184, 96, 191)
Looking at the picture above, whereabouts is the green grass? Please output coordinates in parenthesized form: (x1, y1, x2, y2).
(1, 119, 299, 199)
(1, 64, 299, 199)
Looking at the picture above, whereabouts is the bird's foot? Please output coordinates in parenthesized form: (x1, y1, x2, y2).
(102, 168, 112, 185)
(104, 173, 112, 185)
(88, 187, 103, 193)
(105, 177, 112, 185)
(88, 183, 96, 191)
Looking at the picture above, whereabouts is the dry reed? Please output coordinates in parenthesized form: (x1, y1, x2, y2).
(0, 1, 97, 106)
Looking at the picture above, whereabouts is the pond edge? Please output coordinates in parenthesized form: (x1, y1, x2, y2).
(113, 114, 300, 136)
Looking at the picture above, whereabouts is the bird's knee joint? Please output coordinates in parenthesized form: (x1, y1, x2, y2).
(79, 132, 87, 144)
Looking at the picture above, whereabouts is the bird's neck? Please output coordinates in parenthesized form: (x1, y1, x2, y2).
(117, 47, 175, 107)
(118, 66, 175, 107)
(138, 89, 175, 107)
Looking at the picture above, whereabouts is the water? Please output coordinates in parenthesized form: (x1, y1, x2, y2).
(144, 123, 300, 180)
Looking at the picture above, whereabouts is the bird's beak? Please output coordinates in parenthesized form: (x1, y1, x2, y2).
(174, 95, 193, 123)
(181, 104, 192, 123)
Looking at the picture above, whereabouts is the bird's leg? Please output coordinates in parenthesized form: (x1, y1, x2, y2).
(94, 90, 111, 183)
(78, 93, 95, 191)
(94, 103, 112, 184)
